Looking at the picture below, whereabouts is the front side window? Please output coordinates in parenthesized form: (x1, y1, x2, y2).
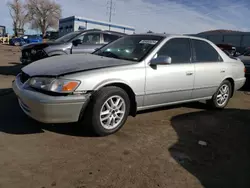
(76, 33, 101, 44)
(154, 38, 191, 64)
(93, 35, 163, 62)
(192, 39, 222, 62)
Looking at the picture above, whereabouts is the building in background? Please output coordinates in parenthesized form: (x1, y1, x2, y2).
(59, 16, 135, 37)
(191, 30, 250, 52)
(0, 25, 6, 37)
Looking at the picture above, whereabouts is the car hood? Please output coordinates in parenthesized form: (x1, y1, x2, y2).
(22, 53, 135, 77)
(21, 41, 65, 50)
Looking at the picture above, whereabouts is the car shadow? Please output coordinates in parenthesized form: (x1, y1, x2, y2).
(0, 64, 24, 76)
(241, 75, 250, 92)
(0, 88, 95, 137)
(169, 109, 250, 188)
(0, 88, 44, 134)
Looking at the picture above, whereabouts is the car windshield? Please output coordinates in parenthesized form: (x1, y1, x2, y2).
(93, 35, 164, 62)
(55, 31, 82, 43)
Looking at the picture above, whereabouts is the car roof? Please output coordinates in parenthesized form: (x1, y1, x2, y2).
(77, 29, 127, 36)
(130, 33, 212, 42)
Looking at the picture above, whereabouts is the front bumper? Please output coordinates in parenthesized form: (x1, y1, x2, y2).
(12, 74, 91, 124)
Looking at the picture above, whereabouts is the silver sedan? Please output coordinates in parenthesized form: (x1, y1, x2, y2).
(12, 34, 246, 136)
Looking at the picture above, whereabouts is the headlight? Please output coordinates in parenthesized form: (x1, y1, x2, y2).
(29, 77, 81, 93)
(31, 49, 36, 55)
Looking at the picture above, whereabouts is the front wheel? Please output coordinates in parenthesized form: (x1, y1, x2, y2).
(83, 86, 130, 136)
(207, 80, 232, 109)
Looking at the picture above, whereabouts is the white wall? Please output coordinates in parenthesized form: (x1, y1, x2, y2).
(86, 22, 109, 30)
(74, 21, 87, 31)
(59, 17, 135, 36)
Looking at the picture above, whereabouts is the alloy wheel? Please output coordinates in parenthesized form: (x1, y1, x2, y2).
(99, 95, 126, 130)
(216, 84, 230, 106)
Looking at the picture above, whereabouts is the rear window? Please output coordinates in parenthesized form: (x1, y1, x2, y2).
(192, 39, 222, 62)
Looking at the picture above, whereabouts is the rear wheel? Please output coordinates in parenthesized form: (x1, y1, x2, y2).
(83, 86, 130, 136)
(207, 80, 232, 109)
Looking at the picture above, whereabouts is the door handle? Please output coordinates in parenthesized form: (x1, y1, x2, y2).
(186, 72, 193, 76)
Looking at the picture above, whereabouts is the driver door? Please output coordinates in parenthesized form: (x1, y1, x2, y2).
(71, 33, 102, 54)
(144, 38, 195, 107)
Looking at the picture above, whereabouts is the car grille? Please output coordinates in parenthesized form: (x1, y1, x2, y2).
(20, 71, 30, 83)
(22, 49, 47, 61)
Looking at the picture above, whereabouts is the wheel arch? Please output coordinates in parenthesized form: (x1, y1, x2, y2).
(224, 77, 235, 97)
(101, 82, 137, 117)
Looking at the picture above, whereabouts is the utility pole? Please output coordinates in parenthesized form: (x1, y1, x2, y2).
(107, 0, 115, 22)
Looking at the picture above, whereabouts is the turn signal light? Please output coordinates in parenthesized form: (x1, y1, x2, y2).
(62, 82, 79, 91)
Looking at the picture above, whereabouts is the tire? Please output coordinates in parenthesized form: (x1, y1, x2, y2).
(207, 80, 232, 109)
(83, 86, 130, 136)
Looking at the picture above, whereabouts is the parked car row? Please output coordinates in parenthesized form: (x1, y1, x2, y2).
(12, 31, 247, 136)
(20, 29, 126, 65)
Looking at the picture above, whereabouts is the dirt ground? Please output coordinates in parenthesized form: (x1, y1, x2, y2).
(0, 44, 250, 188)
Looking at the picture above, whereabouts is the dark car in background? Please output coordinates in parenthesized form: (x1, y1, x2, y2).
(43, 31, 59, 41)
(9, 37, 26, 46)
(20, 29, 127, 65)
(238, 49, 250, 76)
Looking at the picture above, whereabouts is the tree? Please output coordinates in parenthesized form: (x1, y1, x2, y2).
(7, 0, 28, 37)
(25, 0, 61, 37)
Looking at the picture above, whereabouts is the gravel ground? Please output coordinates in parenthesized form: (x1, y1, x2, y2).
(0, 44, 250, 188)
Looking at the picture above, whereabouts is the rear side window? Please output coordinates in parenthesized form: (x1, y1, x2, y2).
(192, 39, 222, 62)
(103, 34, 120, 43)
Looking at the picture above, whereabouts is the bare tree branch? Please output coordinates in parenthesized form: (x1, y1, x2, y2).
(25, 0, 62, 37)
(7, 0, 27, 37)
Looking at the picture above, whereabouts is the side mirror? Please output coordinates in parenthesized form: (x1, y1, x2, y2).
(72, 39, 82, 46)
(150, 55, 172, 65)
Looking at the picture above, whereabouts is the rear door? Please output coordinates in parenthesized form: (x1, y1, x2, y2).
(71, 32, 102, 54)
(191, 39, 227, 99)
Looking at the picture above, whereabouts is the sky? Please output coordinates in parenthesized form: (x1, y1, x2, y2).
(1, 0, 250, 34)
